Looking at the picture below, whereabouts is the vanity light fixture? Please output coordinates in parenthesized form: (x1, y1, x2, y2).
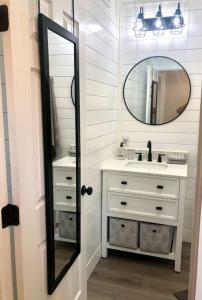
(133, 2, 185, 38)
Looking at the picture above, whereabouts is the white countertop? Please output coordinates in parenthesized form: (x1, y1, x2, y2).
(52, 156, 76, 168)
(101, 159, 188, 178)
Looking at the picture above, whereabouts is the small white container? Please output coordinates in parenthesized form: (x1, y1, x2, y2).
(127, 149, 135, 160)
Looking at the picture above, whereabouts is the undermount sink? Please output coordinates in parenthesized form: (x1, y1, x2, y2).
(125, 161, 168, 170)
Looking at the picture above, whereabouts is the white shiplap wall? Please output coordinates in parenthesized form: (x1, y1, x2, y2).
(76, 0, 119, 275)
(119, 0, 202, 242)
(48, 31, 75, 157)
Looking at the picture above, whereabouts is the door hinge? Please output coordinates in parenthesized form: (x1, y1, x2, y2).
(0, 5, 9, 32)
(1, 204, 20, 229)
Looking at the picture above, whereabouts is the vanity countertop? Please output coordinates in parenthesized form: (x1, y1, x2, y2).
(52, 156, 76, 168)
(101, 159, 188, 178)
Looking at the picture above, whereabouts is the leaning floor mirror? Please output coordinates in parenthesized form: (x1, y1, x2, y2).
(38, 14, 80, 294)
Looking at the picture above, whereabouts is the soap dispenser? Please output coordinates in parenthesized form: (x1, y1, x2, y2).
(117, 142, 126, 160)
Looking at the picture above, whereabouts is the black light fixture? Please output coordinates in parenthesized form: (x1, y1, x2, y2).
(133, 7, 146, 37)
(133, 2, 185, 37)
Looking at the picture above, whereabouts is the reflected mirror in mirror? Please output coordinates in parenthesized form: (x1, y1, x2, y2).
(48, 29, 77, 278)
(123, 56, 191, 125)
(71, 76, 75, 105)
(39, 14, 80, 295)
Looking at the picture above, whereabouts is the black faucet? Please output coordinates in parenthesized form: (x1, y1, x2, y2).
(147, 140, 152, 162)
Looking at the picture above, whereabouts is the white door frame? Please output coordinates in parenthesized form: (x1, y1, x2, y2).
(0, 54, 13, 300)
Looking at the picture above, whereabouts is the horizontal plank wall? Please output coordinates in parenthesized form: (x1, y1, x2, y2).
(119, 0, 202, 242)
(75, 0, 119, 277)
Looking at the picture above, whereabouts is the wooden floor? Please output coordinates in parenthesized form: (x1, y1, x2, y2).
(88, 243, 190, 300)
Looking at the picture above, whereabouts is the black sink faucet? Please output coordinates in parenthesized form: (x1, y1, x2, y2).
(147, 140, 152, 162)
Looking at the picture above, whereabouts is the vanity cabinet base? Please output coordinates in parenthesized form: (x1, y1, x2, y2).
(102, 170, 186, 273)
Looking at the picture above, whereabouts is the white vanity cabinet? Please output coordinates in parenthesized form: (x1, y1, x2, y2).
(101, 160, 187, 272)
(53, 156, 76, 243)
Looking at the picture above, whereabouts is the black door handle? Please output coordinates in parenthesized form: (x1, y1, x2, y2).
(81, 185, 93, 196)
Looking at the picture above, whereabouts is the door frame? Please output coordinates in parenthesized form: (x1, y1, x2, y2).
(0, 50, 13, 300)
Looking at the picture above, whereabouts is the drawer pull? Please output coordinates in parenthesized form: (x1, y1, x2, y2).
(152, 229, 157, 233)
(121, 224, 125, 228)
(66, 196, 72, 200)
(121, 201, 127, 206)
(121, 181, 127, 185)
(156, 206, 163, 211)
(66, 177, 72, 180)
(69, 218, 73, 221)
(157, 185, 164, 189)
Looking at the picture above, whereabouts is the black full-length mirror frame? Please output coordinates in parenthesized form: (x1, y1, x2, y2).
(38, 13, 80, 295)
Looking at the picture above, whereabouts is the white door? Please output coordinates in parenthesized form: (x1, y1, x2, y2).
(2, 0, 87, 299)
(0, 55, 13, 300)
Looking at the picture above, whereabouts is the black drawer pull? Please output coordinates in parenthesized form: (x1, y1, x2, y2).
(156, 206, 163, 211)
(66, 196, 72, 200)
(121, 181, 127, 185)
(121, 224, 125, 228)
(66, 177, 72, 180)
(121, 201, 127, 206)
(152, 229, 157, 233)
(157, 185, 164, 189)
(69, 218, 73, 221)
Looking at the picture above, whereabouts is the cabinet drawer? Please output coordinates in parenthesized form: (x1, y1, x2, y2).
(108, 193, 178, 221)
(54, 188, 76, 211)
(53, 168, 76, 187)
(109, 173, 179, 199)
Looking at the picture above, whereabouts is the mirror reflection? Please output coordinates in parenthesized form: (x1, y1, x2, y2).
(123, 56, 191, 125)
(48, 29, 77, 278)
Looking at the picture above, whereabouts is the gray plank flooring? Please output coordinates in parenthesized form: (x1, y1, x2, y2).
(88, 243, 190, 300)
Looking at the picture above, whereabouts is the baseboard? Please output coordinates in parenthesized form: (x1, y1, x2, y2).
(183, 230, 192, 243)
(87, 245, 101, 279)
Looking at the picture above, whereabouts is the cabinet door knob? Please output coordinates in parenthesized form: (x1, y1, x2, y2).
(121, 181, 127, 185)
(157, 185, 164, 189)
(66, 196, 72, 200)
(121, 224, 125, 228)
(121, 201, 127, 206)
(66, 177, 72, 180)
(81, 185, 93, 196)
(156, 206, 163, 211)
(152, 229, 157, 233)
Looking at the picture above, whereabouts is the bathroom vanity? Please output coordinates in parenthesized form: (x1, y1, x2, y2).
(101, 159, 187, 272)
(53, 156, 76, 243)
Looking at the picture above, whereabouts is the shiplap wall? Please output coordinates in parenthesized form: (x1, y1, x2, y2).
(48, 31, 75, 157)
(76, 0, 119, 275)
(119, 0, 202, 242)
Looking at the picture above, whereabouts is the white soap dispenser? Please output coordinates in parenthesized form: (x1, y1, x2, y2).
(117, 142, 126, 160)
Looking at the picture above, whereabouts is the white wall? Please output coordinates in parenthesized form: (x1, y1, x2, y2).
(76, 0, 119, 276)
(119, 0, 202, 242)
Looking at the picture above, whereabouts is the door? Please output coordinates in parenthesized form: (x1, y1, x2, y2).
(2, 0, 87, 299)
(0, 51, 13, 300)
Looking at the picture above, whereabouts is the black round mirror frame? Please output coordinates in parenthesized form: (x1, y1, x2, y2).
(123, 56, 192, 126)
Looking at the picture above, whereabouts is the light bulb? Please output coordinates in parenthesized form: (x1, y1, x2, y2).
(173, 15, 181, 28)
(155, 18, 163, 29)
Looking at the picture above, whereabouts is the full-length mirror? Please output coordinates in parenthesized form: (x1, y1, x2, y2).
(123, 56, 191, 125)
(38, 14, 80, 294)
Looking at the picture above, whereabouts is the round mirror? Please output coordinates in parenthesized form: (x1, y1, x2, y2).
(123, 56, 191, 125)
(71, 76, 75, 106)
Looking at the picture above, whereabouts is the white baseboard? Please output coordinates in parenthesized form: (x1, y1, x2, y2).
(183, 230, 192, 243)
(87, 245, 101, 279)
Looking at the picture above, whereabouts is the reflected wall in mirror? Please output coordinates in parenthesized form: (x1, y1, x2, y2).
(38, 14, 80, 295)
(123, 56, 191, 125)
